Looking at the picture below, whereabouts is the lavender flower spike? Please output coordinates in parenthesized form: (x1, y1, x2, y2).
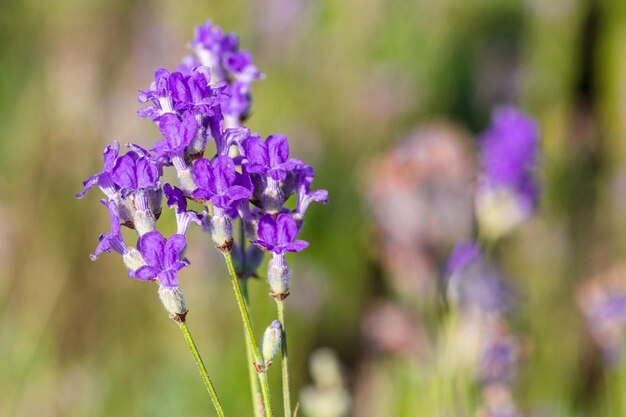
(475, 106, 540, 241)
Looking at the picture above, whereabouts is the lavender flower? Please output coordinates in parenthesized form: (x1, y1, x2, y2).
(134, 231, 189, 287)
(253, 214, 309, 255)
(76, 141, 121, 199)
(192, 156, 252, 209)
(475, 106, 540, 240)
(91, 199, 129, 261)
(444, 242, 514, 314)
(294, 165, 328, 223)
(261, 320, 283, 366)
(164, 184, 203, 235)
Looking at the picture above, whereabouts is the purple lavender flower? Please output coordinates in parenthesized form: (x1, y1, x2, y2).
(111, 153, 160, 194)
(479, 324, 520, 386)
(76, 141, 121, 199)
(169, 67, 227, 116)
(137, 68, 176, 120)
(444, 242, 514, 314)
(243, 134, 302, 181)
(164, 184, 203, 235)
(253, 214, 309, 254)
(294, 164, 328, 222)
(192, 156, 252, 209)
(153, 112, 199, 161)
(91, 199, 128, 260)
(476, 106, 540, 240)
(480, 106, 539, 202)
(134, 231, 189, 287)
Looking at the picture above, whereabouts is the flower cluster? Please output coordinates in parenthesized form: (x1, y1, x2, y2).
(475, 106, 540, 241)
(77, 21, 327, 317)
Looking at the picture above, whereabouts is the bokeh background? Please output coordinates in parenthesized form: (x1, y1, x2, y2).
(2, 0, 626, 416)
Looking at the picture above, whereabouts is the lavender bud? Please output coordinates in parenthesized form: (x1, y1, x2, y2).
(262, 320, 282, 365)
(158, 285, 188, 320)
(122, 247, 146, 271)
(268, 254, 291, 299)
(210, 208, 233, 251)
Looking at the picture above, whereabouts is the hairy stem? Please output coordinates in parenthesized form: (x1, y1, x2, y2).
(178, 321, 226, 417)
(223, 251, 273, 417)
(276, 300, 292, 417)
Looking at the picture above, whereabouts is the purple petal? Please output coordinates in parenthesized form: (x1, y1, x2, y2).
(226, 185, 252, 202)
(275, 213, 297, 245)
(159, 113, 183, 150)
(169, 72, 190, 103)
(213, 156, 236, 193)
(191, 189, 212, 200)
(179, 111, 199, 146)
(267, 135, 289, 167)
(75, 174, 98, 198)
(136, 158, 159, 189)
(101, 199, 121, 234)
(252, 240, 275, 252)
(285, 240, 309, 253)
(164, 183, 187, 212)
(164, 234, 186, 269)
(103, 141, 120, 172)
(111, 154, 138, 190)
(243, 136, 268, 168)
(137, 231, 166, 268)
(192, 158, 214, 191)
(158, 270, 178, 287)
(134, 265, 160, 280)
(257, 214, 277, 246)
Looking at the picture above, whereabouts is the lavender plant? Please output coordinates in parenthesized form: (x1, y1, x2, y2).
(76, 20, 327, 417)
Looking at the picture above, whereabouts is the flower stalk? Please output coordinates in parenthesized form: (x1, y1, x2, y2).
(223, 250, 274, 417)
(177, 320, 226, 417)
(276, 300, 292, 417)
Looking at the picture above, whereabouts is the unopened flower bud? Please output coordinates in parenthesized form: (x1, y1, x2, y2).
(158, 285, 188, 321)
(262, 320, 282, 365)
(268, 254, 291, 300)
(210, 208, 233, 251)
(123, 247, 146, 271)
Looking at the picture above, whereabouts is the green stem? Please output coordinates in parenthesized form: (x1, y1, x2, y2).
(178, 321, 226, 417)
(223, 251, 274, 417)
(242, 279, 264, 417)
(275, 300, 292, 417)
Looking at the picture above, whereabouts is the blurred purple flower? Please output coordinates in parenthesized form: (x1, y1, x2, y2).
(444, 242, 514, 314)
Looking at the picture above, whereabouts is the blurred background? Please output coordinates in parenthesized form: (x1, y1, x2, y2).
(2, 0, 626, 416)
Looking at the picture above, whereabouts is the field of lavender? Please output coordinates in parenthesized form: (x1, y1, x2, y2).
(2, 1, 626, 416)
